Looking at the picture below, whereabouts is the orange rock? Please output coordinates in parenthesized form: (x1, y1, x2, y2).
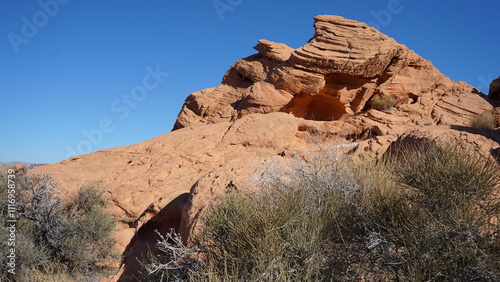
(175, 15, 492, 129)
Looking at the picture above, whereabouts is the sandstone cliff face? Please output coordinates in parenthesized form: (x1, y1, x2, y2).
(32, 15, 499, 281)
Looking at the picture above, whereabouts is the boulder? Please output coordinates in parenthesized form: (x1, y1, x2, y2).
(489, 76, 500, 100)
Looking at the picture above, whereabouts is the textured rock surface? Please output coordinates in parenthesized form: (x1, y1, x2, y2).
(31, 15, 499, 281)
(174, 15, 493, 131)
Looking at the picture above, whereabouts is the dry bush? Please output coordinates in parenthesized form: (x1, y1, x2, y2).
(369, 94, 397, 111)
(140, 229, 202, 281)
(472, 110, 496, 129)
(0, 169, 118, 281)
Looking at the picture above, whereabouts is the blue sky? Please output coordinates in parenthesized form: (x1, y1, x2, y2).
(1, 0, 499, 164)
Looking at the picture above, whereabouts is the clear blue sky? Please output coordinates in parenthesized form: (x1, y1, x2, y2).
(1, 0, 499, 164)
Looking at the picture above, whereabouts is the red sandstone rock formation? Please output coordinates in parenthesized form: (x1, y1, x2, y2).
(32, 15, 499, 281)
(174, 15, 492, 131)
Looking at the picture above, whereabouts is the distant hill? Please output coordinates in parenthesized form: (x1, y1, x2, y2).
(1, 161, 47, 169)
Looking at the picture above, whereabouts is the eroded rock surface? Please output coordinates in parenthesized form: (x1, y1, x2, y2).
(174, 15, 492, 131)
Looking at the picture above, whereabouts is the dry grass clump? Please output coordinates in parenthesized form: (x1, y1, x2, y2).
(387, 141, 500, 280)
(471, 110, 496, 129)
(369, 94, 397, 110)
(144, 141, 500, 281)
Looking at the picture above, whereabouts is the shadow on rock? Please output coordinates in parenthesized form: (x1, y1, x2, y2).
(118, 193, 190, 282)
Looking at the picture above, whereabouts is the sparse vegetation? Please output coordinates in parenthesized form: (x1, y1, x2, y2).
(0, 167, 118, 281)
(145, 140, 499, 281)
(472, 110, 496, 129)
(369, 94, 398, 111)
(387, 141, 500, 280)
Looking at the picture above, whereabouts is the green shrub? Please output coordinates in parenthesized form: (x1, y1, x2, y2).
(0, 169, 118, 281)
(369, 94, 397, 110)
(472, 110, 496, 129)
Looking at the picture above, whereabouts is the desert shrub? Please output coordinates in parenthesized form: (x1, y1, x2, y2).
(472, 110, 496, 129)
(0, 168, 118, 281)
(369, 94, 397, 110)
(148, 144, 380, 281)
(145, 141, 500, 281)
(387, 141, 500, 280)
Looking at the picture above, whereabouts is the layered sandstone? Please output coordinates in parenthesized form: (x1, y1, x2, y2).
(174, 15, 492, 132)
